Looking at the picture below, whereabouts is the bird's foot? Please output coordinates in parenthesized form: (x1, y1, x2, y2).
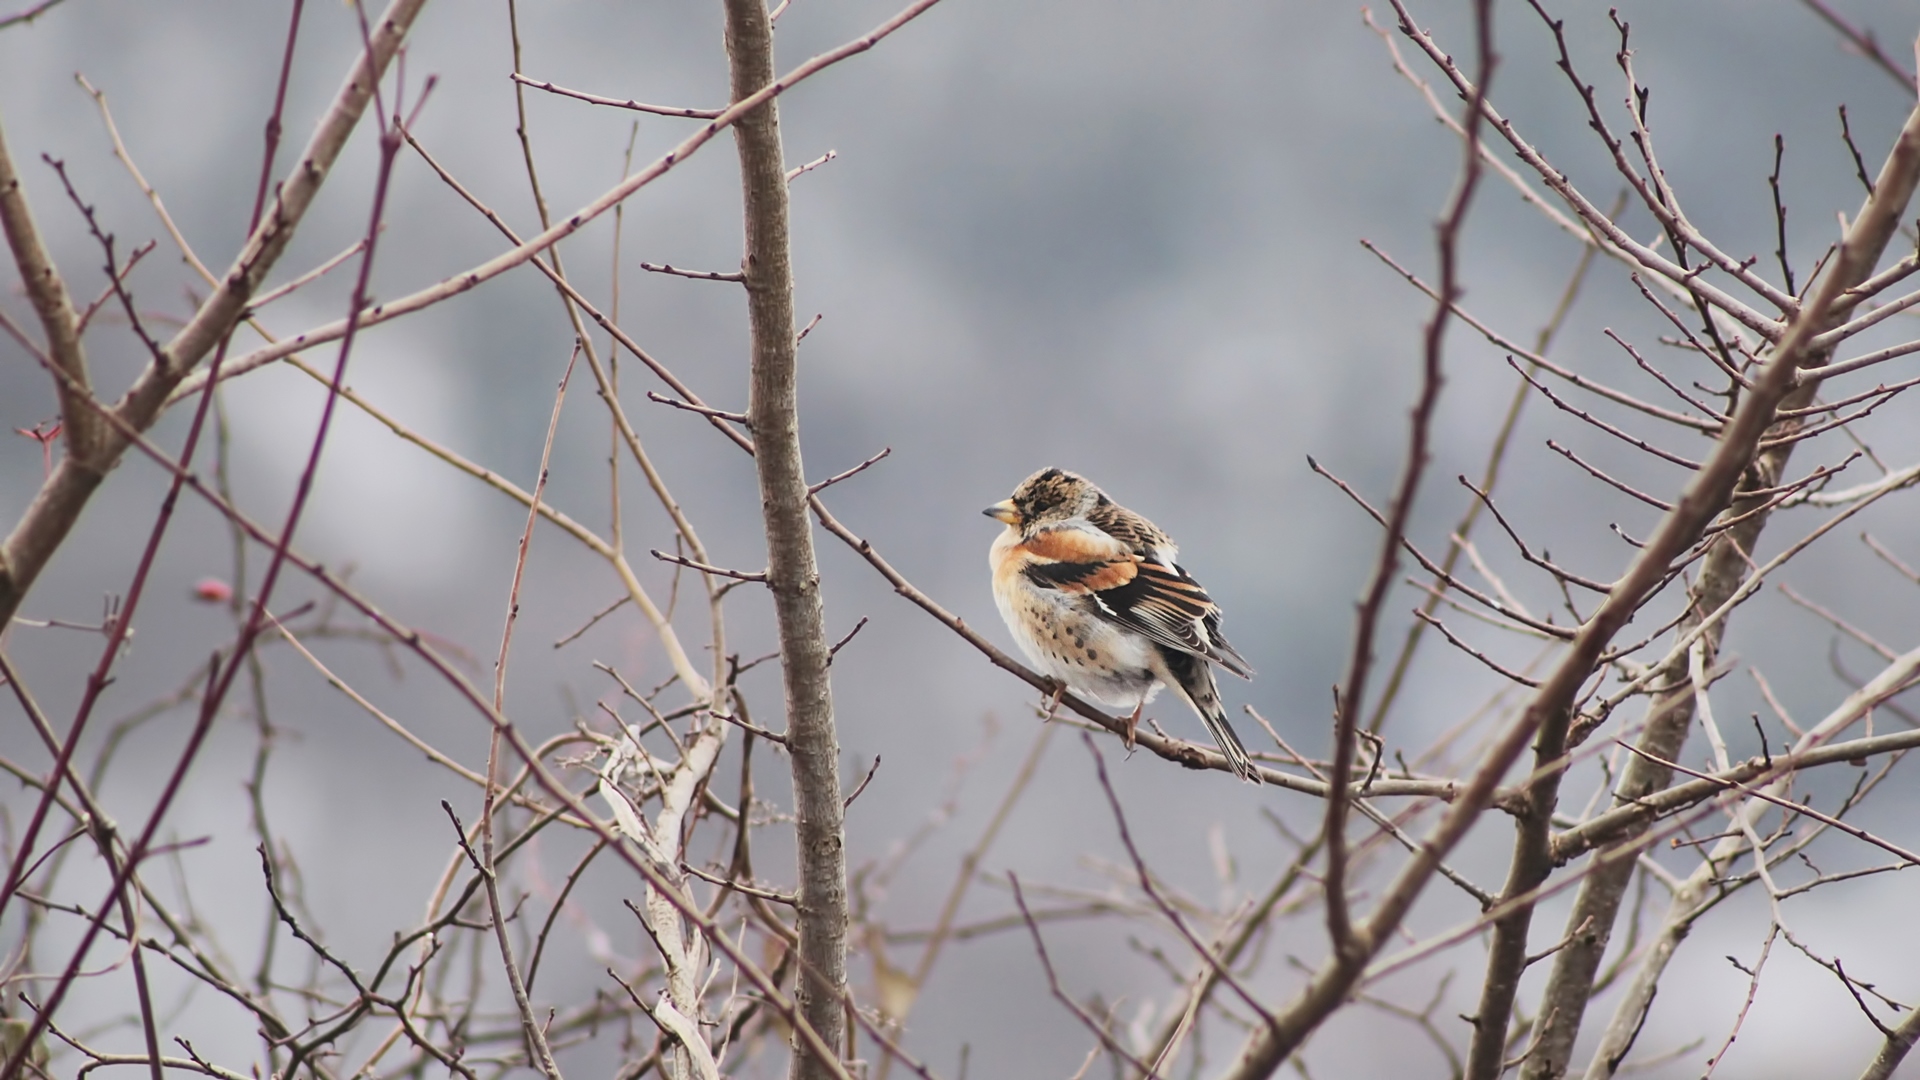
(1122, 703, 1144, 751)
(1041, 682, 1065, 722)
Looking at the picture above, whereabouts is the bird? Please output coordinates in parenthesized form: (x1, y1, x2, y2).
(984, 467, 1261, 782)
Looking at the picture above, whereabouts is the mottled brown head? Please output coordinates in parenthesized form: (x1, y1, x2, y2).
(983, 467, 1109, 531)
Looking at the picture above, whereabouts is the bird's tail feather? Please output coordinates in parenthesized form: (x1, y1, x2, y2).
(1165, 652, 1261, 783)
(1199, 704, 1259, 783)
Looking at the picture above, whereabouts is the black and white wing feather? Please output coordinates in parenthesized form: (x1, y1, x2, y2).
(1018, 519, 1254, 679)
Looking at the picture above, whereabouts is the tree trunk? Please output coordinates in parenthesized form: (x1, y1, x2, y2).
(722, 2, 850, 1077)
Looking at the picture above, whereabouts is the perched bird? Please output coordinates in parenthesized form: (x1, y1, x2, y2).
(985, 467, 1261, 782)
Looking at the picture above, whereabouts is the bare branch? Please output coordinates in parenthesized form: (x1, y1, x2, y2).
(171, 0, 955, 404)
(1237, 15, 1920, 1080)
(0, 116, 98, 461)
(638, 260, 744, 282)
(440, 802, 566, 1080)
(1856, 1002, 1920, 1080)
(0, 0, 68, 30)
(0, 0, 430, 627)
(508, 71, 725, 118)
(649, 550, 767, 583)
(1797, 0, 1919, 91)
(810, 447, 891, 495)
(1010, 874, 1167, 1080)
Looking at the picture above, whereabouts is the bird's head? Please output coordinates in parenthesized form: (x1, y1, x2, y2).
(984, 467, 1107, 532)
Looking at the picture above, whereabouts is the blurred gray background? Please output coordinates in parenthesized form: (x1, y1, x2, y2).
(5, 0, 1920, 1076)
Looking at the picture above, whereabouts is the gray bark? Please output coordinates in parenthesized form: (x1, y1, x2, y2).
(721, 2, 850, 1077)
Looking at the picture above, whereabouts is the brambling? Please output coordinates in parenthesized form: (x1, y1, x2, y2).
(985, 468, 1261, 782)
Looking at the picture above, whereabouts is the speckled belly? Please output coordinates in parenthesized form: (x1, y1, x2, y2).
(996, 584, 1161, 710)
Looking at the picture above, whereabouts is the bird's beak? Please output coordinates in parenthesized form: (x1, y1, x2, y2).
(983, 499, 1019, 525)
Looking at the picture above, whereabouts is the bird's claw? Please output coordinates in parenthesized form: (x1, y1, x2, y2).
(1041, 682, 1065, 721)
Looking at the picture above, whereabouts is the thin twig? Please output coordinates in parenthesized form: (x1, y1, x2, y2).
(1010, 874, 1166, 1080)
(786, 149, 837, 181)
(553, 595, 630, 649)
(647, 391, 749, 424)
(1796, 0, 1919, 91)
(649, 550, 766, 582)
(826, 617, 869, 663)
(638, 261, 744, 282)
(0, 0, 69, 30)
(842, 756, 882, 809)
(508, 72, 724, 118)
(810, 448, 891, 494)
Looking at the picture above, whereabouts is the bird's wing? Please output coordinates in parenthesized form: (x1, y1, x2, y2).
(1020, 526, 1251, 677)
(1098, 557, 1253, 675)
(1201, 612, 1255, 679)
(1087, 500, 1175, 556)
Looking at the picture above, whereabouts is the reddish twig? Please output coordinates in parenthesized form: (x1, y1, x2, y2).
(1797, 0, 1919, 91)
(1009, 873, 1166, 1080)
